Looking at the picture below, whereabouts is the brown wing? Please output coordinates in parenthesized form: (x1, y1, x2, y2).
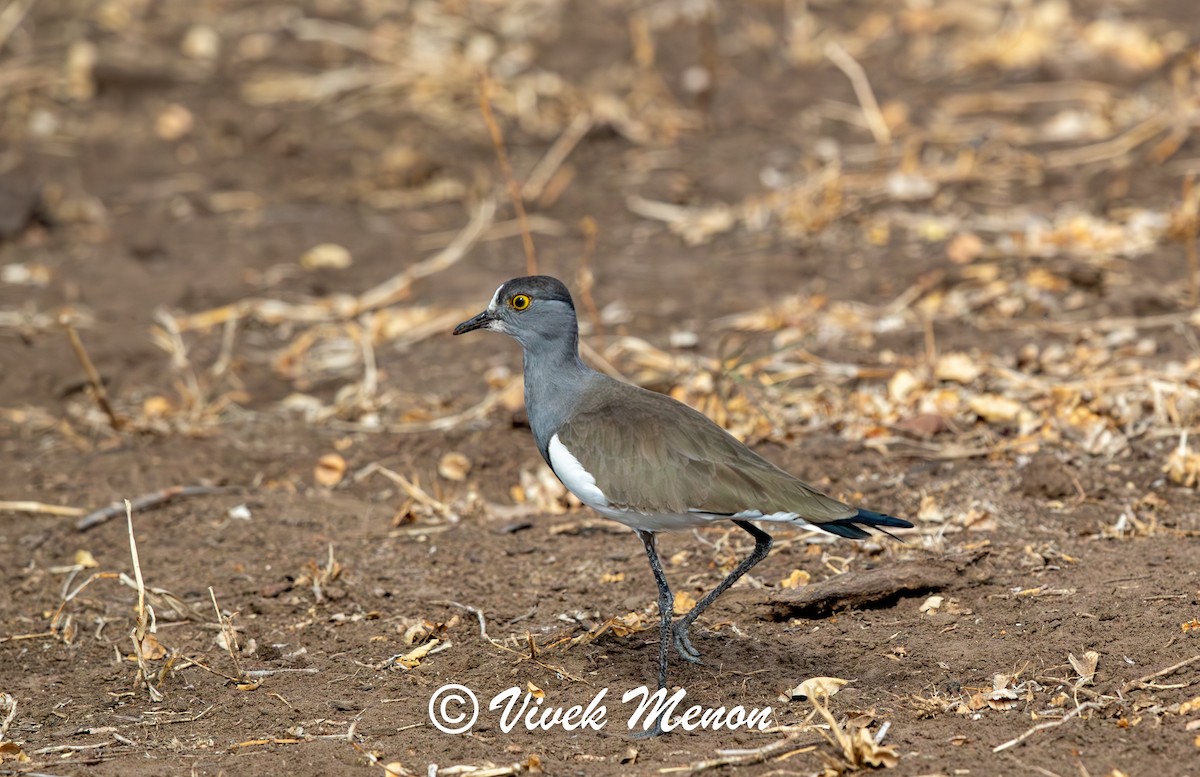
(556, 381, 858, 522)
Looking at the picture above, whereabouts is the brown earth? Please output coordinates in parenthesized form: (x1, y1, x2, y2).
(3, 1, 1200, 776)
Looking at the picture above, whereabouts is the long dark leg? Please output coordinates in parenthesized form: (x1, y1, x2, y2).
(673, 520, 772, 663)
(635, 529, 672, 737)
(637, 529, 672, 691)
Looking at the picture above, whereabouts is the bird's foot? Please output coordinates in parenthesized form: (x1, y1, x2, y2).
(671, 621, 703, 664)
(630, 720, 665, 739)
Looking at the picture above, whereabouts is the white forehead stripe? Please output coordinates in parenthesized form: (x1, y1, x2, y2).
(487, 283, 504, 311)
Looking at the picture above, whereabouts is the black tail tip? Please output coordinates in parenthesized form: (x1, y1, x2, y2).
(819, 508, 913, 540)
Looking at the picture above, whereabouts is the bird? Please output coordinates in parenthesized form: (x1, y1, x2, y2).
(453, 276, 911, 715)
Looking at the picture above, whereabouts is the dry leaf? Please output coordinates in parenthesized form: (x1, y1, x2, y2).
(946, 232, 984, 264)
(142, 395, 174, 417)
(383, 762, 405, 777)
(888, 368, 924, 403)
(527, 681, 545, 699)
(139, 633, 168, 660)
(852, 725, 900, 767)
(780, 569, 810, 589)
(314, 453, 347, 487)
(788, 676, 848, 701)
(1178, 696, 1200, 715)
(181, 25, 220, 60)
(155, 104, 194, 141)
(1069, 650, 1100, 686)
(970, 394, 1021, 423)
(919, 595, 944, 614)
(673, 591, 697, 615)
(1165, 434, 1200, 488)
(0, 742, 30, 764)
(74, 549, 99, 568)
(438, 452, 472, 481)
(301, 243, 353, 270)
(935, 353, 982, 384)
(395, 638, 440, 669)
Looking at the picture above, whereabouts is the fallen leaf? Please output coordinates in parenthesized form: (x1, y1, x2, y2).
(74, 549, 99, 568)
(946, 232, 984, 264)
(854, 725, 900, 767)
(139, 633, 168, 660)
(154, 104, 194, 140)
(1069, 650, 1100, 686)
(888, 368, 924, 403)
(314, 453, 347, 487)
(780, 569, 810, 589)
(673, 591, 697, 615)
(935, 352, 983, 384)
(395, 638, 440, 669)
(788, 676, 848, 701)
(438, 452, 472, 481)
(896, 413, 948, 438)
(0, 742, 30, 764)
(919, 595, 944, 614)
(970, 394, 1021, 423)
(1178, 695, 1200, 715)
(301, 243, 353, 270)
(142, 395, 174, 417)
(527, 681, 545, 699)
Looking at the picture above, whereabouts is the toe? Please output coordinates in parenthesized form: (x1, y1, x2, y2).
(672, 628, 703, 664)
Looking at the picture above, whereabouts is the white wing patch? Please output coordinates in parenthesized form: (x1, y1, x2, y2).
(548, 434, 608, 508)
(730, 509, 817, 531)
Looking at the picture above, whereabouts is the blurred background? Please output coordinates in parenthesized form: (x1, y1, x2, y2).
(3, 1, 1200, 773)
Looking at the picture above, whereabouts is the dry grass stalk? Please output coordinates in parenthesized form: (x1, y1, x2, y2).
(1167, 175, 1200, 306)
(992, 700, 1104, 753)
(808, 686, 898, 770)
(0, 0, 35, 52)
(521, 112, 592, 202)
(62, 315, 124, 431)
(478, 73, 537, 275)
(1121, 654, 1200, 692)
(824, 40, 891, 146)
(0, 500, 85, 517)
(126, 500, 164, 702)
(365, 464, 456, 520)
(576, 216, 603, 345)
(659, 737, 818, 774)
(0, 692, 16, 741)
(209, 586, 245, 683)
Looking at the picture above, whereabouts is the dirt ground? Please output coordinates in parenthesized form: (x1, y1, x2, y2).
(4, 1, 1200, 775)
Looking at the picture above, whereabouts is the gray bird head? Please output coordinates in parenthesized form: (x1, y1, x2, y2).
(453, 276, 578, 351)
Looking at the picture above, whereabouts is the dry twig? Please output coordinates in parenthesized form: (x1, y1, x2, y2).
(76, 485, 232, 531)
(824, 40, 891, 146)
(992, 700, 1104, 753)
(63, 316, 124, 431)
(479, 74, 537, 275)
(126, 500, 164, 702)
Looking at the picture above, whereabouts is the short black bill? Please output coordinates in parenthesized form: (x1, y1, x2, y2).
(453, 310, 493, 335)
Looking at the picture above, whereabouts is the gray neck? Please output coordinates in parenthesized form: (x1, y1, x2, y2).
(519, 329, 596, 462)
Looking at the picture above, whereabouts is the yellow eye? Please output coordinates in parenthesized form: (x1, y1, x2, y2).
(510, 294, 531, 311)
